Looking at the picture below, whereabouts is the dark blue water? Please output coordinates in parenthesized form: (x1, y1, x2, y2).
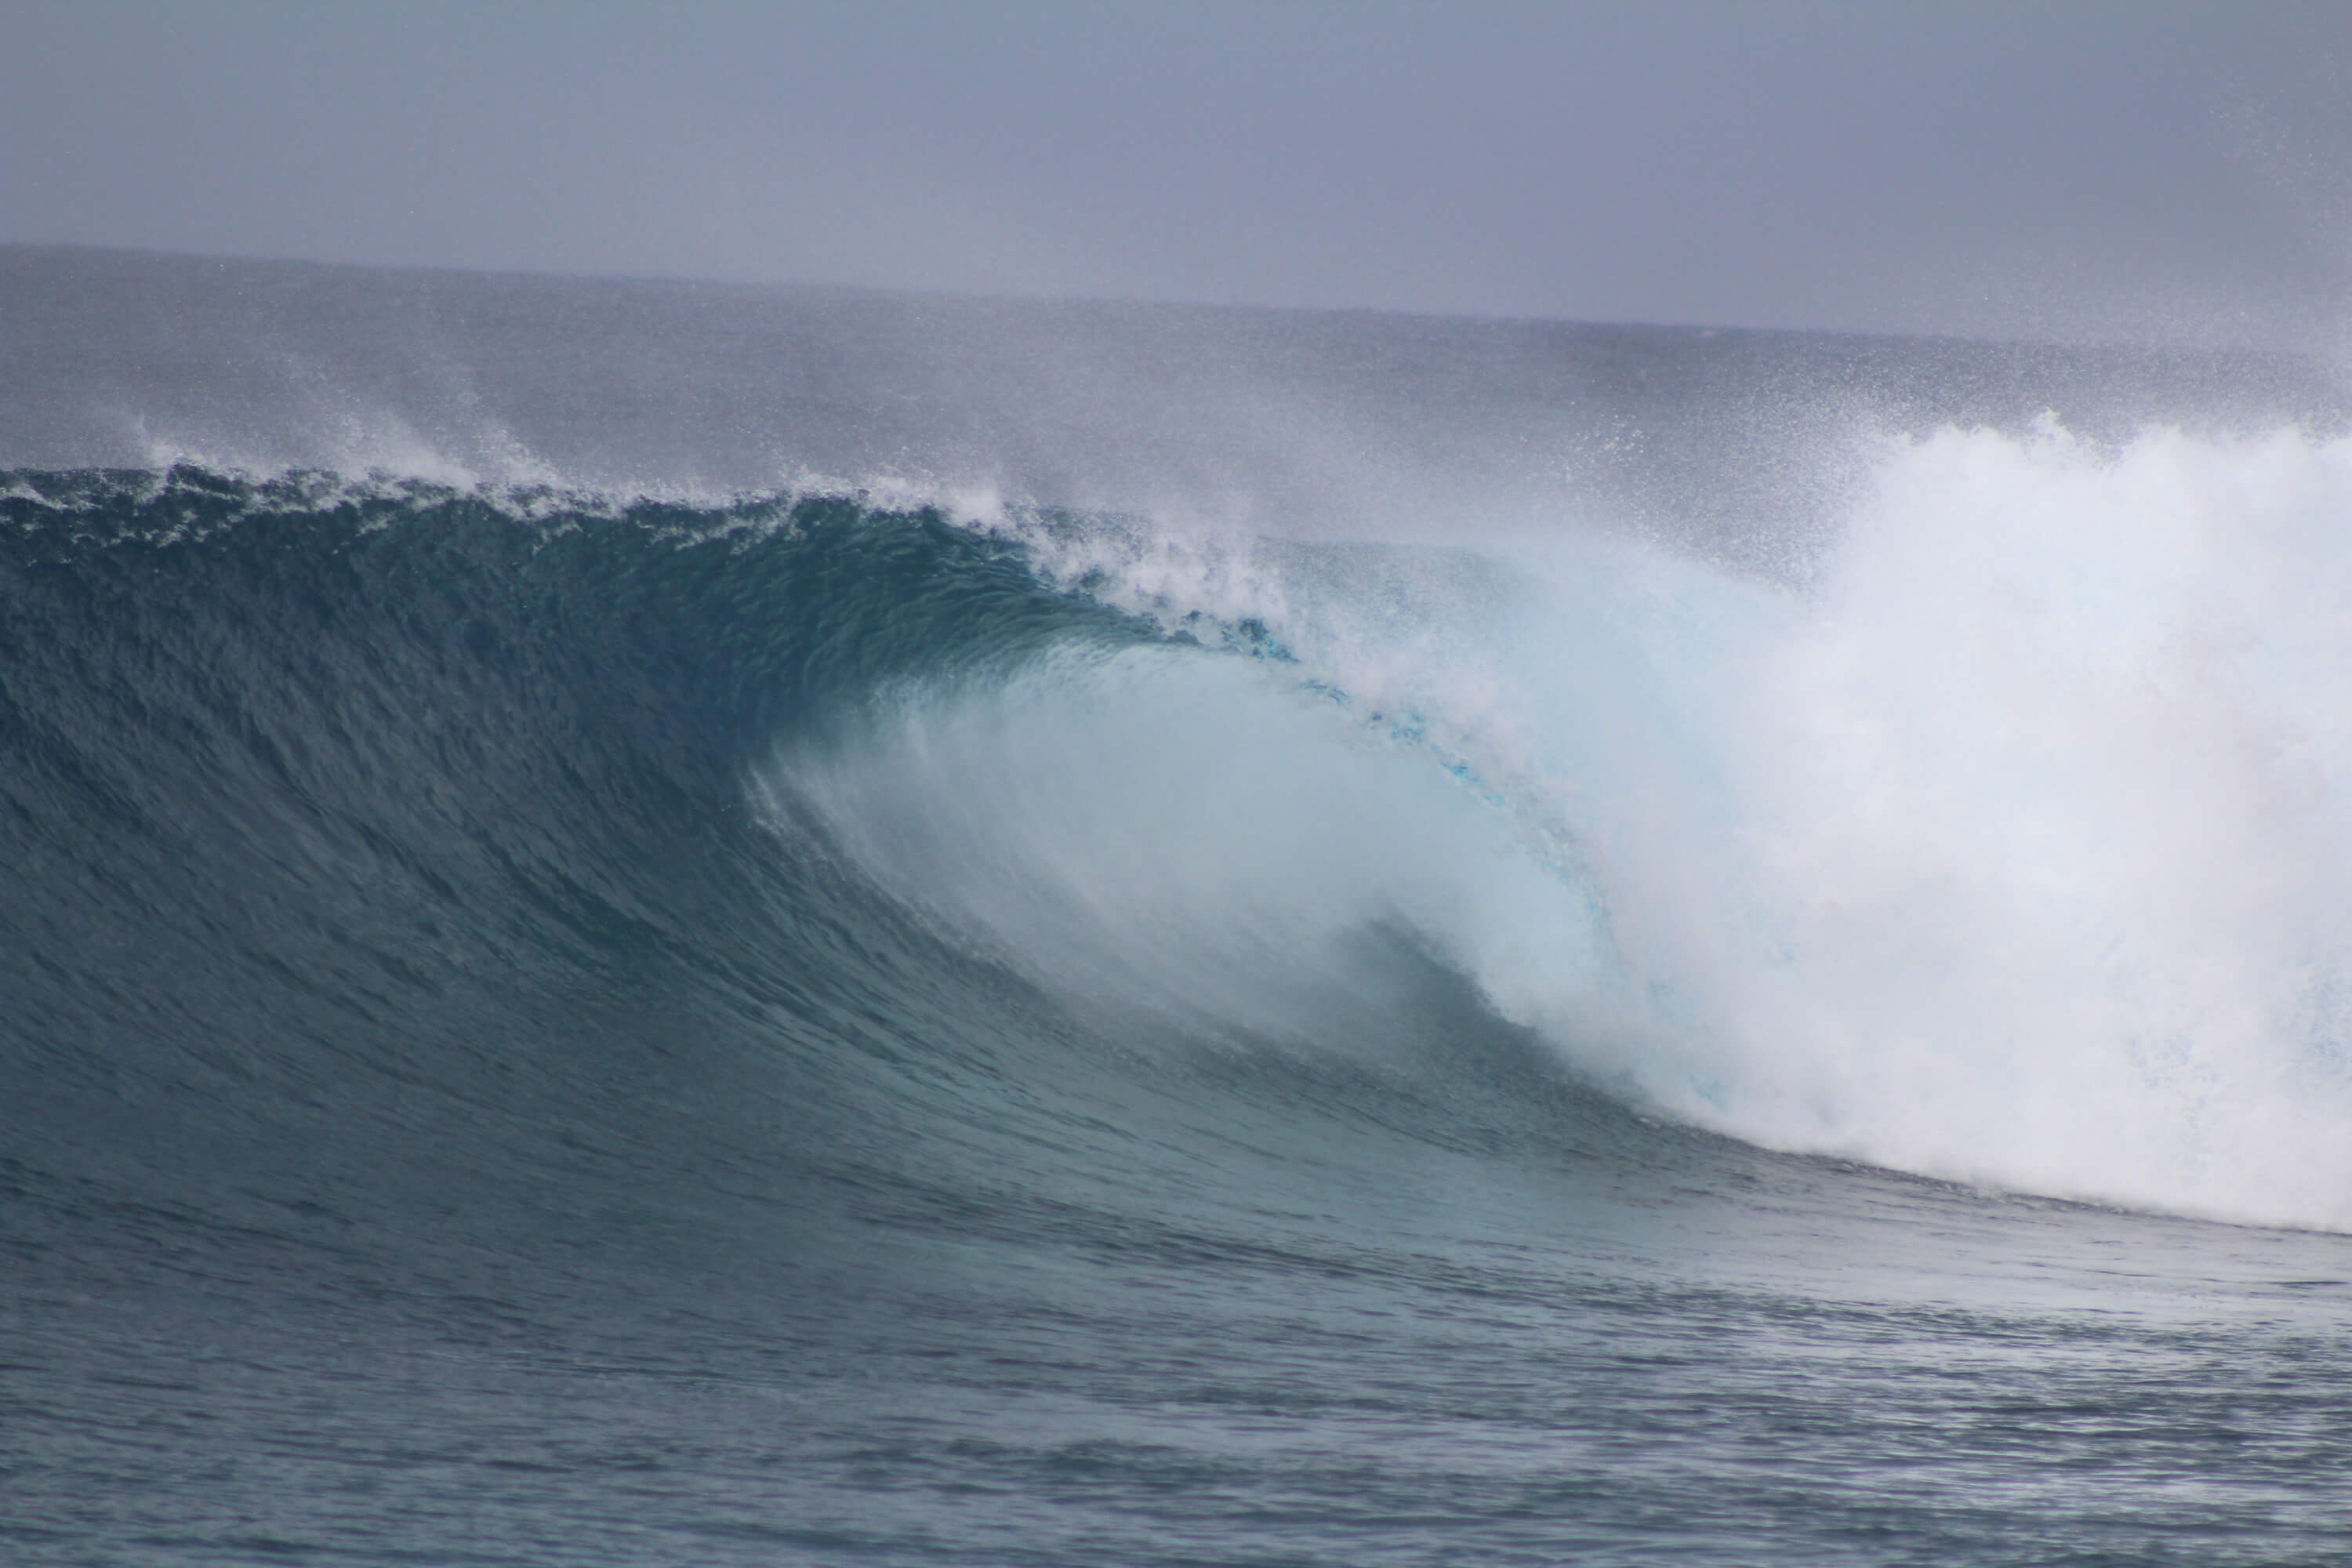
(5, 249, 2352, 1566)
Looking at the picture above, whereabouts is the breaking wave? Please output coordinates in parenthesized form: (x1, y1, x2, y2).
(8, 426, 2352, 1239)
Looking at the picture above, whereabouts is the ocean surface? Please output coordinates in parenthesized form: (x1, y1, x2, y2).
(6, 245, 2352, 1565)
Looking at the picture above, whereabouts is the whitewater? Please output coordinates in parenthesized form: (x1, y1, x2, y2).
(5, 245, 2352, 1565)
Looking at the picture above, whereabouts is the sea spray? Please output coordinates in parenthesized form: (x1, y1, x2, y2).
(858, 423, 2352, 1227)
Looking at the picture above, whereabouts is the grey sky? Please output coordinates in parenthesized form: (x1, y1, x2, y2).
(6, 1, 2350, 347)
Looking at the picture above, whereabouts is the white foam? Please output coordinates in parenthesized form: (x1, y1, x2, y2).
(1632, 421, 2352, 1229)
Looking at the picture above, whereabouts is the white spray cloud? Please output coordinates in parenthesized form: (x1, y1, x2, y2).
(773, 419, 2352, 1231)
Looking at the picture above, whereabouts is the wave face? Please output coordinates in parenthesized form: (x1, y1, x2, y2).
(6, 252, 2352, 1566)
